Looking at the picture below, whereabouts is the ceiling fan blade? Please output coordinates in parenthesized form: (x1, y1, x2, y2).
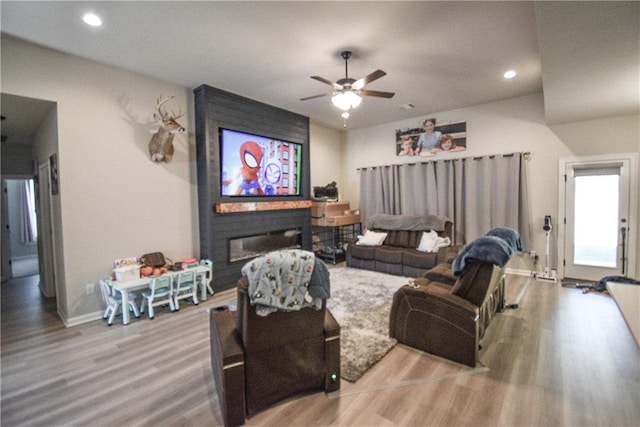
(311, 75, 343, 90)
(300, 93, 331, 101)
(352, 69, 387, 90)
(358, 89, 395, 98)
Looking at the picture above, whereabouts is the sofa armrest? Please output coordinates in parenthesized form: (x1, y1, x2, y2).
(210, 307, 246, 427)
(401, 282, 479, 321)
(437, 244, 463, 264)
(390, 283, 480, 366)
(324, 308, 340, 337)
(323, 309, 341, 392)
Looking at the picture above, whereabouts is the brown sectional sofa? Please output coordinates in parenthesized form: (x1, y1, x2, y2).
(346, 214, 460, 277)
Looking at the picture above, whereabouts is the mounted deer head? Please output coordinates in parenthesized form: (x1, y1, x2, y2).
(148, 95, 185, 163)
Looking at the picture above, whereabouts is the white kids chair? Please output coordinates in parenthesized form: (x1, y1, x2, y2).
(99, 279, 140, 325)
(173, 269, 198, 310)
(140, 276, 175, 319)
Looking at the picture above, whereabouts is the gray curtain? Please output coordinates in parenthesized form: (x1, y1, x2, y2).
(19, 179, 38, 243)
(359, 165, 401, 220)
(457, 154, 530, 247)
(358, 153, 530, 248)
(401, 160, 455, 219)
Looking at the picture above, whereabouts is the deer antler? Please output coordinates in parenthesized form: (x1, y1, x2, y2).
(156, 95, 175, 119)
(155, 95, 185, 121)
(169, 108, 185, 120)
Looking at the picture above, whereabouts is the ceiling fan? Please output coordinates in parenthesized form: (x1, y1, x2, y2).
(300, 50, 395, 114)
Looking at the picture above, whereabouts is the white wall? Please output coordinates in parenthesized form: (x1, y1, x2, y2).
(342, 94, 640, 274)
(309, 122, 345, 196)
(2, 35, 196, 323)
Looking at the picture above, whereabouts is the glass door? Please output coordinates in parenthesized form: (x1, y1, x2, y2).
(562, 157, 635, 281)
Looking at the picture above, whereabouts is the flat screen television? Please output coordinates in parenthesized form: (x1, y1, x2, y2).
(219, 128, 303, 197)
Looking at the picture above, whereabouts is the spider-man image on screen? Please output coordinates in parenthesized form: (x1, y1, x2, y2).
(220, 128, 302, 197)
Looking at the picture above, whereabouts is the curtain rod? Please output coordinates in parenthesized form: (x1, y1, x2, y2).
(357, 151, 531, 171)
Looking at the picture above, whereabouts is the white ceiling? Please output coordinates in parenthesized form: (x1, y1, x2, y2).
(1, 1, 638, 140)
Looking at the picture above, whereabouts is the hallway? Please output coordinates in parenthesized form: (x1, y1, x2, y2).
(0, 275, 61, 348)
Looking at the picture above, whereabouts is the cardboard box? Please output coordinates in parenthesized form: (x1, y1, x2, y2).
(314, 213, 361, 227)
(113, 265, 140, 281)
(311, 201, 351, 223)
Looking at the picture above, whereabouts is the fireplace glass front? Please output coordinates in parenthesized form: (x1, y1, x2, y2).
(229, 229, 302, 263)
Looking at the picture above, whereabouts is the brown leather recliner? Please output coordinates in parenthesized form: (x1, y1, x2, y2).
(210, 277, 341, 427)
(389, 261, 506, 367)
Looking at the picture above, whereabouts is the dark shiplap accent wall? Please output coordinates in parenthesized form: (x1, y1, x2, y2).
(194, 85, 312, 292)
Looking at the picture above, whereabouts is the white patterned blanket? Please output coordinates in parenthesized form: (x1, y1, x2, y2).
(241, 249, 322, 316)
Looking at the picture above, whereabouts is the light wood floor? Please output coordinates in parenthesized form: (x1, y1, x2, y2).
(2, 269, 639, 426)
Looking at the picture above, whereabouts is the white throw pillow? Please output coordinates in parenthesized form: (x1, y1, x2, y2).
(417, 230, 439, 252)
(417, 230, 451, 253)
(356, 230, 388, 246)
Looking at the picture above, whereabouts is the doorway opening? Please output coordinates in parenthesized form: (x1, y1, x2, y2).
(1, 93, 60, 321)
(2, 178, 39, 281)
(558, 153, 638, 281)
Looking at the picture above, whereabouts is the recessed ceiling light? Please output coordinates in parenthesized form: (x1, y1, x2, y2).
(503, 70, 517, 79)
(82, 13, 103, 27)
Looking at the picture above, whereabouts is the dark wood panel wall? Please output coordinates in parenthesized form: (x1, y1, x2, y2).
(194, 85, 312, 292)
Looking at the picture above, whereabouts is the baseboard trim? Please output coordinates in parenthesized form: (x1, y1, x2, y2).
(506, 268, 533, 277)
(39, 281, 55, 298)
(64, 310, 103, 328)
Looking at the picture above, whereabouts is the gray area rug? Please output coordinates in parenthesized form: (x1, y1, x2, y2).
(326, 267, 409, 382)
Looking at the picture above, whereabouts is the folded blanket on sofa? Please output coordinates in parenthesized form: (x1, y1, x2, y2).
(367, 213, 450, 232)
(241, 249, 325, 316)
(485, 227, 523, 255)
(452, 236, 512, 276)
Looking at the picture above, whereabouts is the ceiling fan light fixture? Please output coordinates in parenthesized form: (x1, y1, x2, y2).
(331, 90, 362, 111)
(301, 49, 393, 124)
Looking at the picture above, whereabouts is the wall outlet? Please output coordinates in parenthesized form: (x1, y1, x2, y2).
(86, 283, 95, 295)
(529, 250, 536, 258)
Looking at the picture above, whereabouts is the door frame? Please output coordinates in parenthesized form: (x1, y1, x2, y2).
(1, 178, 12, 282)
(558, 153, 638, 280)
(37, 162, 59, 304)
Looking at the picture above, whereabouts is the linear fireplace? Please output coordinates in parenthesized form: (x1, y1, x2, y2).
(229, 229, 302, 263)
